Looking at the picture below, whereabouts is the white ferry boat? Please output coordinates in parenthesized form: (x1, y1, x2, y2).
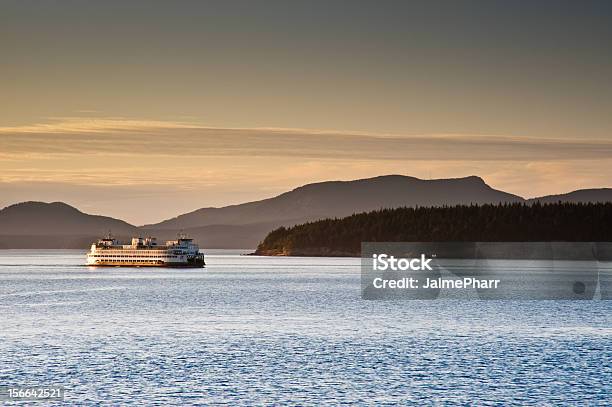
(87, 235, 205, 267)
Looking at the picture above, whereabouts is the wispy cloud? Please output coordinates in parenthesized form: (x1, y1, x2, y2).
(0, 117, 200, 134)
(2, 117, 612, 161)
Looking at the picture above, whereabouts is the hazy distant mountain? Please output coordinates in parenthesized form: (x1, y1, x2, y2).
(145, 222, 282, 250)
(530, 188, 612, 204)
(0, 201, 137, 236)
(144, 175, 524, 230)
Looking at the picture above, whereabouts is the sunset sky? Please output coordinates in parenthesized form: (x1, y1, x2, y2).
(2, 1, 612, 224)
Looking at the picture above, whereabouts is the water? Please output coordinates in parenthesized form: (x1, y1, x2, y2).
(0, 250, 610, 405)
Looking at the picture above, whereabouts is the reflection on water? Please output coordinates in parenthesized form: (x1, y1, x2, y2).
(0, 250, 610, 405)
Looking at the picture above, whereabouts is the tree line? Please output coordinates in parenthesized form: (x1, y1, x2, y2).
(255, 202, 612, 256)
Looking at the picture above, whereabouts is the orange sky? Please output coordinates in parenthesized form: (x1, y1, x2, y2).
(1, 2, 611, 224)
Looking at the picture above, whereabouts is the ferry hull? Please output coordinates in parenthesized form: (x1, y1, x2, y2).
(87, 259, 205, 268)
(87, 262, 205, 268)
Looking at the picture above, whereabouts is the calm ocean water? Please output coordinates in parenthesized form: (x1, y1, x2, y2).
(0, 250, 610, 405)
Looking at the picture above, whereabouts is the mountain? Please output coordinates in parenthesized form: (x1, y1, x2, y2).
(530, 188, 612, 204)
(0, 201, 137, 248)
(144, 175, 524, 230)
(2, 176, 611, 249)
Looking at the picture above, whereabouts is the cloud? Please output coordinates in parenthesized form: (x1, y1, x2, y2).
(1, 117, 612, 162)
(0, 117, 200, 134)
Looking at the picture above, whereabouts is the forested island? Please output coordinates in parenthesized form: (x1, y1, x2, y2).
(254, 202, 612, 256)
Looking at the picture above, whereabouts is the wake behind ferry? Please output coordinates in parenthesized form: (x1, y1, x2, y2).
(87, 235, 205, 267)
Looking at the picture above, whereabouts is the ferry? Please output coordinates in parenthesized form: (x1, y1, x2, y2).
(86, 235, 205, 267)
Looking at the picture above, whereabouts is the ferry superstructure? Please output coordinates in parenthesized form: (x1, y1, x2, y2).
(87, 235, 205, 267)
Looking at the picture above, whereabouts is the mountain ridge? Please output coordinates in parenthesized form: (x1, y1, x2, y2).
(0, 201, 137, 236)
(528, 188, 612, 204)
(1, 175, 611, 248)
(142, 175, 524, 230)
